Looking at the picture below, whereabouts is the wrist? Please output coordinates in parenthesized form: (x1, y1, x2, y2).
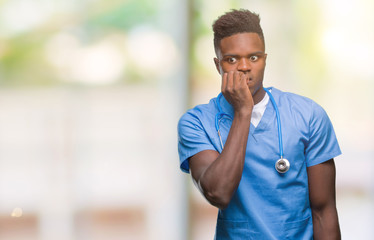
(234, 108, 252, 120)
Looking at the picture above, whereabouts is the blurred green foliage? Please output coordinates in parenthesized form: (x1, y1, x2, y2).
(86, 0, 157, 31)
(0, 0, 158, 87)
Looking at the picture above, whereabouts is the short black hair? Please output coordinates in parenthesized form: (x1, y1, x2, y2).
(212, 9, 265, 56)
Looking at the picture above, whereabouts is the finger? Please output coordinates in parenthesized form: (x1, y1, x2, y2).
(233, 71, 240, 89)
(241, 72, 250, 88)
(221, 72, 228, 93)
(226, 71, 234, 92)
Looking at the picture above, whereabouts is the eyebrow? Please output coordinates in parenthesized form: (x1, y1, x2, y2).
(222, 51, 266, 58)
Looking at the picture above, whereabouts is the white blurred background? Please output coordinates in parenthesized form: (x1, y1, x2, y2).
(0, 0, 373, 239)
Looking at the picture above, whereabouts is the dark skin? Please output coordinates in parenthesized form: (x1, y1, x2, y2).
(308, 160, 341, 239)
(189, 32, 341, 239)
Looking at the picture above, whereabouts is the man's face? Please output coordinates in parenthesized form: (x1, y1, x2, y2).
(214, 32, 267, 102)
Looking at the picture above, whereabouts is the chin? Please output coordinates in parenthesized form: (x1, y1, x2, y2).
(250, 85, 264, 96)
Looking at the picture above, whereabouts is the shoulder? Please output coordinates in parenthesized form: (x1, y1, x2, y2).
(177, 97, 220, 173)
(178, 97, 218, 129)
(275, 88, 315, 107)
(273, 87, 326, 119)
(271, 87, 333, 137)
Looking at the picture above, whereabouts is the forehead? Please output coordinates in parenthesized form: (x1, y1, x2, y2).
(218, 32, 264, 56)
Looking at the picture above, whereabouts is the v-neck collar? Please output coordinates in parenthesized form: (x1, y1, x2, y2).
(217, 87, 280, 135)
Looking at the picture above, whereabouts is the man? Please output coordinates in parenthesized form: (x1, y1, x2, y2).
(178, 9, 341, 239)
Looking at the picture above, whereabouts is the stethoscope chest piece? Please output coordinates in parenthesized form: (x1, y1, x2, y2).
(275, 158, 290, 173)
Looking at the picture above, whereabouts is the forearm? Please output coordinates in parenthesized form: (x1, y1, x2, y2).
(312, 204, 341, 239)
(199, 111, 251, 208)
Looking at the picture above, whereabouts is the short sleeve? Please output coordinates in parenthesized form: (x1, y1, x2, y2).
(305, 102, 341, 167)
(177, 112, 216, 173)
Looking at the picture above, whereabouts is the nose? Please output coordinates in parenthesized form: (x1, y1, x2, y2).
(237, 58, 251, 72)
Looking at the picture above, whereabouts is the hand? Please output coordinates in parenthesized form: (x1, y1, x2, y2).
(221, 71, 254, 115)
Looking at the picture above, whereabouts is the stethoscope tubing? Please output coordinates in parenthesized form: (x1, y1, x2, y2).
(263, 87, 284, 159)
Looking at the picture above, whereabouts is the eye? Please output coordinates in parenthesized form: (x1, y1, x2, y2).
(249, 55, 259, 62)
(226, 57, 237, 63)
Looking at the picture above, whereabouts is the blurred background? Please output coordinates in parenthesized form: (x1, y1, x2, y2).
(0, 0, 373, 239)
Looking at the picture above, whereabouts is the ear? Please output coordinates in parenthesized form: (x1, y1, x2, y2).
(214, 57, 221, 74)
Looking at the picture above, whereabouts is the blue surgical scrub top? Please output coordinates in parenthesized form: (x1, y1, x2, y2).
(177, 87, 341, 239)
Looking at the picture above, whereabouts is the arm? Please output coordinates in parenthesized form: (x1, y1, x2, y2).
(189, 71, 253, 209)
(307, 159, 341, 240)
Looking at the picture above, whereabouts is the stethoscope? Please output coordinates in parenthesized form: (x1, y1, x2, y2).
(215, 87, 290, 173)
